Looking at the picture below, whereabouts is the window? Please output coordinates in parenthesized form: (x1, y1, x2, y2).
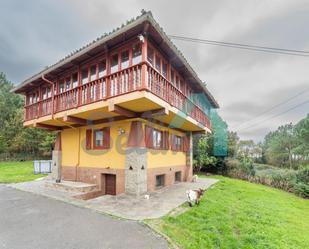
(91, 127, 110, 150)
(111, 54, 119, 74)
(132, 43, 142, 64)
(32, 92, 39, 103)
(82, 68, 88, 85)
(121, 50, 129, 69)
(176, 76, 179, 89)
(59, 80, 65, 93)
(155, 55, 161, 72)
(153, 129, 162, 149)
(147, 47, 154, 65)
(94, 130, 104, 148)
(28, 95, 33, 105)
(180, 80, 184, 93)
(47, 86, 51, 98)
(98, 60, 106, 78)
(171, 134, 183, 151)
(65, 77, 71, 90)
(30, 93, 34, 103)
(90, 65, 97, 81)
(72, 73, 78, 88)
(32, 93, 36, 103)
(145, 126, 169, 150)
(175, 171, 181, 182)
(156, 175, 165, 188)
(42, 88, 47, 100)
(175, 136, 182, 151)
(162, 62, 167, 78)
(170, 70, 175, 84)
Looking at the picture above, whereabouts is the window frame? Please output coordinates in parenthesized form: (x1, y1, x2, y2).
(81, 67, 89, 85)
(110, 53, 119, 74)
(155, 55, 161, 73)
(147, 46, 154, 65)
(89, 64, 97, 82)
(98, 59, 107, 78)
(93, 129, 104, 149)
(175, 171, 181, 182)
(71, 72, 79, 88)
(132, 43, 142, 65)
(175, 135, 182, 151)
(155, 174, 165, 188)
(121, 49, 130, 69)
(152, 128, 163, 149)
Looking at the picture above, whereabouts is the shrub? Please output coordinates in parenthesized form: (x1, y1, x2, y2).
(225, 159, 309, 198)
(293, 166, 309, 198)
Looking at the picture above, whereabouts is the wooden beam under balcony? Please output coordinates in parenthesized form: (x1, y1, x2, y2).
(63, 115, 90, 125)
(108, 104, 137, 118)
(139, 108, 168, 118)
(192, 130, 207, 135)
(34, 123, 62, 131)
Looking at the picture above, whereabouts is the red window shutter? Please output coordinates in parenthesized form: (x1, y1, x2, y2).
(145, 125, 153, 148)
(183, 135, 189, 152)
(163, 131, 169, 150)
(86, 129, 92, 150)
(171, 134, 175, 151)
(103, 127, 110, 149)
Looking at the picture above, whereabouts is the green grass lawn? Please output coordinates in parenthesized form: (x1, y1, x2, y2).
(0, 161, 46, 183)
(153, 176, 309, 249)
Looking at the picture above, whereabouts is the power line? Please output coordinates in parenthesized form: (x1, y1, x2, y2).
(169, 35, 309, 57)
(168, 34, 309, 131)
(232, 87, 309, 130)
(236, 99, 309, 132)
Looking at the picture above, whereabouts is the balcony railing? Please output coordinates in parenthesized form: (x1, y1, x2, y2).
(24, 62, 210, 129)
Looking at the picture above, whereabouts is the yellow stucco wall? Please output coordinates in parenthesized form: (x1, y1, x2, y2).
(61, 120, 130, 169)
(144, 121, 187, 168)
(61, 128, 80, 167)
(61, 119, 187, 169)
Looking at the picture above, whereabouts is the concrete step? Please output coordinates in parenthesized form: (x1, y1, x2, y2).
(46, 180, 97, 193)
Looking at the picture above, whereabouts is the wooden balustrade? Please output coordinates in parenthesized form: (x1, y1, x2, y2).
(24, 63, 210, 129)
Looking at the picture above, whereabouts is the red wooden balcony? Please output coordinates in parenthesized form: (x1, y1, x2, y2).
(24, 62, 211, 129)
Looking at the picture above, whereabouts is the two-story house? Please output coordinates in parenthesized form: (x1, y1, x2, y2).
(13, 11, 219, 196)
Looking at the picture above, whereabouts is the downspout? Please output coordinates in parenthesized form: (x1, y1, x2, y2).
(76, 128, 81, 181)
(42, 74, 60, 182)
(41, 74, 55, 119)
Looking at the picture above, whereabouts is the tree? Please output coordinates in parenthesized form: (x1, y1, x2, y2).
(0, 72, 55, 160)
(265, 123, 297, 169)
(194, 136, 217, 172)
(294, 114, 309, 159)
(227, 131, 239, 158)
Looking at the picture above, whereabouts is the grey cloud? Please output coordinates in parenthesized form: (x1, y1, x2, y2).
(1, 0, 308, 142)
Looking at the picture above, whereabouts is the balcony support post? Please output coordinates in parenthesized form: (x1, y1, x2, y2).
(141, 34, 148, 90)
(41, 74, 55, 119)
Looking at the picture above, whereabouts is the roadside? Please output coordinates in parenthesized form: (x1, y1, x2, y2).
(0, 185, 167, 249)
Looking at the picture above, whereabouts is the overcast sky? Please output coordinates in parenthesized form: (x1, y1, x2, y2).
(1, 0, 309, 141)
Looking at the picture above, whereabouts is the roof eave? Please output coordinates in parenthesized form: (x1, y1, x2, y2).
(13, 11, 220, 109)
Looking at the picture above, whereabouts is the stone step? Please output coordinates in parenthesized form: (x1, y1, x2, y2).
(45, 180, 97, 193)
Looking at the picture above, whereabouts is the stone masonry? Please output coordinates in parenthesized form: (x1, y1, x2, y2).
(125, 147, 147, 195)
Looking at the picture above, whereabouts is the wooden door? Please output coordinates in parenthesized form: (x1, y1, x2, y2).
(105, 174, 116, 195)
